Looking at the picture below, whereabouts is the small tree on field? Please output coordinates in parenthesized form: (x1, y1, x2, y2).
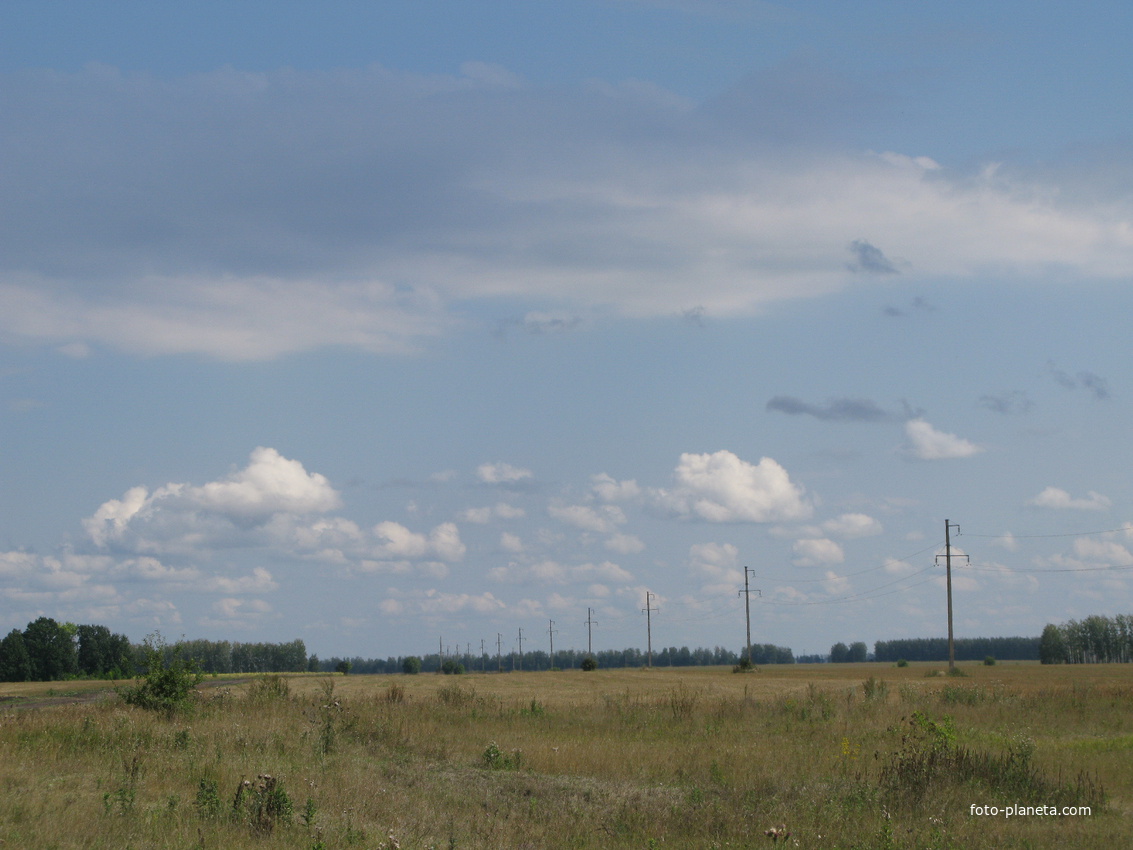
(580, 656, 598, 671)
(119, 633, 203, 715)
(402, 656, 422, 674)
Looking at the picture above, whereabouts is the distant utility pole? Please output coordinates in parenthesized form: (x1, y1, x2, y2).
(936, 519, 966, 672)
(642, 591, 656, 667)
(497, 633, 503, 673)
(548, 619, 557, 669)
(585, 608, 597, 655)
(517, 628, 524, 671)
(481, 639, 486, 673)
(739, 566, 760, 666)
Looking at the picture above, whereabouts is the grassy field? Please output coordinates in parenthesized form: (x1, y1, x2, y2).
(0, 661, 1129, 848)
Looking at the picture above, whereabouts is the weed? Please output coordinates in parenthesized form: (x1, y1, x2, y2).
(103, 749, 142, 816)
(384, 682, 405, 703)
(437, 682, 477, 708)
(300, 796, 318, 828)
(862, 677, 889, 704)
(195, 777, 221, 819)
(233, 773, 294, 833)
(482, 740, 522, 770)
(668, 681, 701, 721)
(247, 675, 291, 704)
(520, 697, 546, 717)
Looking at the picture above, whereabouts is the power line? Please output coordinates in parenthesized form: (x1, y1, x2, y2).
(962, 561, 1133, 574)
(961, 526, 1131, 540)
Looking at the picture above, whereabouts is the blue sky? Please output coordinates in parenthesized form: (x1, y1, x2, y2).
(3, 1, 1133, 659)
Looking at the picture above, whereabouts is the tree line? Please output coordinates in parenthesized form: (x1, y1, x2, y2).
(0, 617, 309, 682)
(1039, 614, 1133, 664)
(318, 643, 795, 675)
(872, 636, 1040, 663)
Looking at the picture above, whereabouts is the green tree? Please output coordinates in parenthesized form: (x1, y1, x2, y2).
(77, 624, 131, 677)
(1039, 623, 1067, 664)
(0, 629, 33, 682)
(23, 616, 78, 681)
(829, 642, 850, 663)
(402, 656, 422, 674)
(848, 641, 868, 663)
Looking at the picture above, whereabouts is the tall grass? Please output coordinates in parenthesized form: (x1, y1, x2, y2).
(0, 663, 1126, 848)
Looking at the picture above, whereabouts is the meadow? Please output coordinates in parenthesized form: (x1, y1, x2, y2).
(0, 661, 1129, 848)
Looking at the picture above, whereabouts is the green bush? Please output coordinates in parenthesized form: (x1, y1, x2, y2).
(580, 656, 598, 671)
(118, 633, 203, 715)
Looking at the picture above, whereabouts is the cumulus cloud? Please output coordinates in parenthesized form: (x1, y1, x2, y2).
(477, 462, 533, 484)
(1027, 487, 1112, 511)
(822, 513, 884, 538)
(591, 473, 642, 502)
(373, 521, 466, 561)
(84, 447, 341, 548)
(548, 503, 627, 534)
(651, 450, 812, 523)
(605, 533, 646, 554)
(792, 538, 845, 567)
(488, 558, 633, 586)
(903, 419, 983, 460)
(5, 65, 1133, 360)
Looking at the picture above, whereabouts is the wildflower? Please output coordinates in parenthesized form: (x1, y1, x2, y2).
(764, 825, 790, 842)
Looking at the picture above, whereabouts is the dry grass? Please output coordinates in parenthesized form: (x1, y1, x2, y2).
(0, 661, 1129, 848)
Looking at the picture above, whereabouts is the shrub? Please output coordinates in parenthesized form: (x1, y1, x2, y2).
(895, 659, 908, 668)
(580, 656, 598, 671)
(984, 655, 996, 666)
(402, 655, 422, 674)
(482, 741, 522, 770)
(119, 633, 203, 715)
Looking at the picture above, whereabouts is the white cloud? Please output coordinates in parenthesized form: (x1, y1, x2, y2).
(6, 66, 1133, 360)
(822, 513, 883, 538)
(605, 533, 645, 554)
(458, 502, 526, 524)
(477, 462, 533, 484)
(84, 447, 341, 548)
(548, 503, 627, 533)
(652, 450, 812, 523)
(373, 521, 465, 561)
(793, 538, 845, 567)
(500, 532, 524, 553)
(488, 558, 633, 586)
(1027, 487, 1112, 511)
(903, 419, 983, 460)
(591, 473, 642, 502)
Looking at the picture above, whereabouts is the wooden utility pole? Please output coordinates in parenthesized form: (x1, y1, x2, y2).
(642, 592, 656, 667)
(548, 619, 557, 669)
(739, 567, 760, 666)
(517, 628, 524, 671)
(585, 607, 597, 655)
(497, 633, 503, 673)
(936, 520, 964, 672)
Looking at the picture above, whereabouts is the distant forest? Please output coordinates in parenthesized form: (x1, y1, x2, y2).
(872, 636, 1041, 663)
(14, 612, 1133, 684)
(0, 617, 309, 682)
(318, 643, 796, 675)
(1039, 614, 1133, 664)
